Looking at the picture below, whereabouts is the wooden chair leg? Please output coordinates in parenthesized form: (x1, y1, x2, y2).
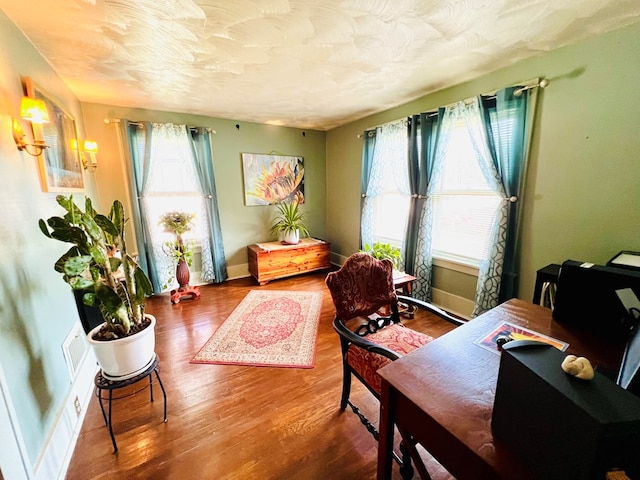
(398, 426, 431, 480)
(399, 441, 415, 480)
(340, 364, 352, 410)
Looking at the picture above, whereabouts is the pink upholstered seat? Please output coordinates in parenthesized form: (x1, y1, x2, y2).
(346, 323, 432, 395)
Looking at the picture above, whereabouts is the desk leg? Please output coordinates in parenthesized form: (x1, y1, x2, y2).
(377, 379, 395, 480)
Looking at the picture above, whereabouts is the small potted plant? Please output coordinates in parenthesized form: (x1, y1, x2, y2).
(39, 195, 155, 379)
(158, 211, 201, 304)
(159, 211, 195, 266)
(269, 201, 310, 245)
(362, 242, 401, 269)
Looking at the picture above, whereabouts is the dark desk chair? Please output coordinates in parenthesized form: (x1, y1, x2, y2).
(326, 252, 464, 479)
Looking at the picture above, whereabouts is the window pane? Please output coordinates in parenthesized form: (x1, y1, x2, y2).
(144, 195, 207, 245)
(431, 193, 501, 262)
(147, 156, 200, 194)
(431, 123, 500, 264)
(372, 192, 410, 244)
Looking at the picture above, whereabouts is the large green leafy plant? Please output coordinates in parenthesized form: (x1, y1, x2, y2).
(39, 195, 153, 339)
(361, 242, 401, 269)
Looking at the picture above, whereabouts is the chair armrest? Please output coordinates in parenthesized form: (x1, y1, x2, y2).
(332, 317, 400, 361)
(397, 295, 466, 327)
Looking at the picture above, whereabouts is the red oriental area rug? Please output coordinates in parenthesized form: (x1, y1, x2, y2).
(191, 290, 322, 368)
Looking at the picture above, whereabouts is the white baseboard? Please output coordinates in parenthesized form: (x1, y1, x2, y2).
(227, 263, 251, 280)
(431, 288, 474, 320)
(330, 253, 349, 267)
(33, 333, 97, 480)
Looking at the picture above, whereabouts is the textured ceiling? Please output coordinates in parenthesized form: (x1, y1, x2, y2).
(2, 0, 640, 130)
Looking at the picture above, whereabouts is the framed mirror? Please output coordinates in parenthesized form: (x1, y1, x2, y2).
(32, 85, 84, 192)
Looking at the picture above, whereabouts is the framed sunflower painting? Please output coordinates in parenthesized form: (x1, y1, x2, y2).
(241, 153, 304, 206)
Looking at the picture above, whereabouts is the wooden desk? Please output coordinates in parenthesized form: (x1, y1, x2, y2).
(377, 299, 625, 480)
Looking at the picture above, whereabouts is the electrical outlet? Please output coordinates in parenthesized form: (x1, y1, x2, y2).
(74, 396, 81, 416)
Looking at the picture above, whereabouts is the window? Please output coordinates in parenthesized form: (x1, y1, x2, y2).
(144, 150, 207, 250)
(370, 178, 410, 247)
(365, 113, 502, 271)
(430, 121, 501, 266)
(363, 120, 410, 253)
(141, 124, 211, 290)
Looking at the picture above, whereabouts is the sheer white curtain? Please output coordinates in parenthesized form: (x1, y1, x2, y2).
(360, 120, 410, 265)
(462, 98, 508, 315)
(420, 99, 505, 313)
(412, 106, 457, 301)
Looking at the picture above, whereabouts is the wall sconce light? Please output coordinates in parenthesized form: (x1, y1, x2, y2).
(12, 96, 50, 157)
(71, 139, 99, 171)
(81, 140, 99, 171)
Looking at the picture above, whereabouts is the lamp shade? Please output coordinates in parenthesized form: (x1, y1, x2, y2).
(84, 140, 98, 153)
(20, 96, 49, 123)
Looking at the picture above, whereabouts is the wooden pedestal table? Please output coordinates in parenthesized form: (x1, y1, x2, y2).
(393, 272, 417, 318)
(170, 258, 201, 304)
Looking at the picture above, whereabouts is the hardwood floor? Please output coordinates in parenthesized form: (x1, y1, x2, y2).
(65, 271, 457, 480)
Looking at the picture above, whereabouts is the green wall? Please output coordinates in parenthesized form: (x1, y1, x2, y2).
(0, 8, 98, 468)
(326, 21, 640, 302)
(81, 103, 327, 277)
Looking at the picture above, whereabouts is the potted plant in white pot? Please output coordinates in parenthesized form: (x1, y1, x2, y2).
(39, 195, 155, 380)
(269, 200, 310, 245)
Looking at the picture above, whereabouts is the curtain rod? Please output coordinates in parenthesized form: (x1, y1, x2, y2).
(104, 118, 216, 134)
(357, 77, 549, 138)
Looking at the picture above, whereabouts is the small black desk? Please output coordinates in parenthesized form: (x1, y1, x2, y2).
(532, 263, 560, 305)
(94, 354, 167, 453)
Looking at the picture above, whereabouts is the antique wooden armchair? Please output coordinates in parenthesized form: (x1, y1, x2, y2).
(325, 252, 464, 479)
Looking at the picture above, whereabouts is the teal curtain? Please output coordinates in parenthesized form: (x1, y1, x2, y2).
(412, 108, 455, 302)
(471, 86, 536, 314)
(188, 128, 228, 283)
(404, 111, 442, 276)
(359, 129, 376, 248)
(120, 120, 162, 293)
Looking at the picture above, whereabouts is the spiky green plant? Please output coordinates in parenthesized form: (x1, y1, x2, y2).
(39, 195, 153, 339)
(269, 201, 310, 238)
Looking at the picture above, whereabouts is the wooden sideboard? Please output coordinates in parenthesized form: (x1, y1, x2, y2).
(247, 238, 331, 285)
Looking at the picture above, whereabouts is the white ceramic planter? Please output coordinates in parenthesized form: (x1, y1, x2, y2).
(282, 229, 300, 245)
(87, 314, 156, 380)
